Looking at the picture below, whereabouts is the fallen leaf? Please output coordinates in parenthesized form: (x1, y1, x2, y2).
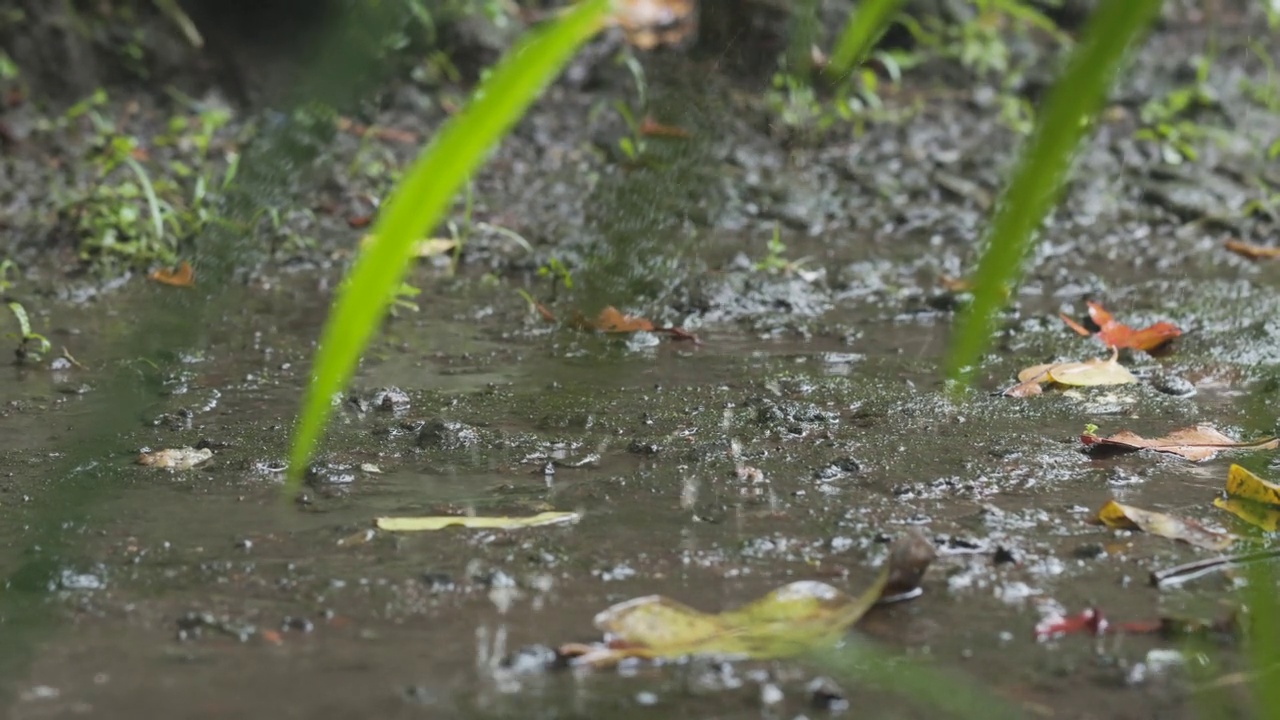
(1081, 426, 1280, 462)
(1224, 238, 1280, 260)
(1213, 464, 1280, 532)
(591, 306, 654, 333)
(1035, 606, 1242, 642)
(374, 511, 580, 532)
(565, 531, 934, 668)
(1059, 301, 1181, 352)
(1095, 499, 1234, 551)
(638, 116, 691, 139)
(149, 261, 195, 287)
(1003, 351, 1135, 396)
(1035, 607, 1107, 641)
(610, 0, 696, 50)
(137, 447, 213, 470)
(534, 303, 700, 343)
(335, 116, 417, 144)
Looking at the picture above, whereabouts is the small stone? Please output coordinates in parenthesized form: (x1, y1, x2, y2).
(417, 418, 481, 450)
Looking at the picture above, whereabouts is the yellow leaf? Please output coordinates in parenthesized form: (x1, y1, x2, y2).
(1046, 356, 1135, 386)
(374, 511, 579, 532)
(1222, 464, 1280, 506)
(1095, 499, 1233, 551)
(573, 531, 935, 667)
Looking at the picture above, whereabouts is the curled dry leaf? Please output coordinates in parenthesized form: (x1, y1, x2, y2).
(1003, 351, 1135, 397)
(1081, 425, 1280, 462)
(1223, 238, 1280, 260)
(1059, 301, 1181, 352)
(137, 447, 213, 470)
(374, 511, 579, 532)
(638, 116, 691, 139)
(533, 303, 700, 343)
(1213, 464, 1280, 532)
(149, 261, 195, 288)
(335, 116, 417, 145)
(1095, 499, 1233, 551)
(610, 0, 696, 50)
(563, 530, 935, 668)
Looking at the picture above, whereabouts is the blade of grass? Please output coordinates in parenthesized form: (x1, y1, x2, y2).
(826, 0, 907, 81)
(286, 0, 611, 490)
(945, 0, 1163, 386)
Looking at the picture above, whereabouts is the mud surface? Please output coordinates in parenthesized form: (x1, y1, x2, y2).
(2, 3, 1280, 719)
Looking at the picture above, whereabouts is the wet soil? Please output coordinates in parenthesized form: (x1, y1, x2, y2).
(2, 3, 1280, 719)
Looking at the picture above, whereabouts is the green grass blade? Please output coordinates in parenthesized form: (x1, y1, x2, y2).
(826, 0, 907, 81)
(945, 0, 1163, 385)
(286, 0, 610, 490)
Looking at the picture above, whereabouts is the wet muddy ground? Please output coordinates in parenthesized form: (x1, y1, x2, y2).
(3, 3, 1280, 719)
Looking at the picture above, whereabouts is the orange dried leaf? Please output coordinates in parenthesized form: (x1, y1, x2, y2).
(610, 0, 696, 50)
(594, 306, 655, 333)
(1062, 301, 1181, 352)
(638, 116, 691, 139)
(149, 261, 195, 287)
(1224, 238, 1280, 260)
(335, 116, 417, 144)
(1081, 425, 1279, 462)
(534, 302, 557, 324)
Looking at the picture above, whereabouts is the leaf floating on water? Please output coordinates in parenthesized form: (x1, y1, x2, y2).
(610, 0, 696, 50)
(1213, 464, 1280, 532)
(137, 447, 213, 470)
(1223, 238, 1280, 260)
(1058, 301, 1180, 352)
(374, 511, 580, 532)
(531, 302, 700, 343)
(566, 530, 935, 668)
(149, 261, 195, 288)
(1095, 499, 1234, 551)
(1003, 351, 1135, 396)
(1081, 425, 1279, 462)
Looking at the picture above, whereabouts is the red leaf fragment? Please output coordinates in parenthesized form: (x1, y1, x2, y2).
(1034, 607, 1108, 642)
(533, 303, 699, 343)
(1060, 301, 1181, 352)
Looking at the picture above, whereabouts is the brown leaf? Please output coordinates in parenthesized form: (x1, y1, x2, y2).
(149, 261, 195, 287)
(1224, 238, 1280, 260)
(611, 0, 696, 50)
(1081, 425, 1279, 462)
(594, 306, 655, 333)
(335, 116, 417, 145)
(638, 116, 691, 139)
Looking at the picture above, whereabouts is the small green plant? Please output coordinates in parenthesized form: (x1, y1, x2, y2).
(754, 223, 812, 274)
(4, 300, 50, 363)
(537, 256, 574, 293)
(55, 89, 239, 270)
(1133, 53, 1218, 164)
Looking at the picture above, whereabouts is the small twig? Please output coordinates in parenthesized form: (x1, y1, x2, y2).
(1151, 547, 1280, 588)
